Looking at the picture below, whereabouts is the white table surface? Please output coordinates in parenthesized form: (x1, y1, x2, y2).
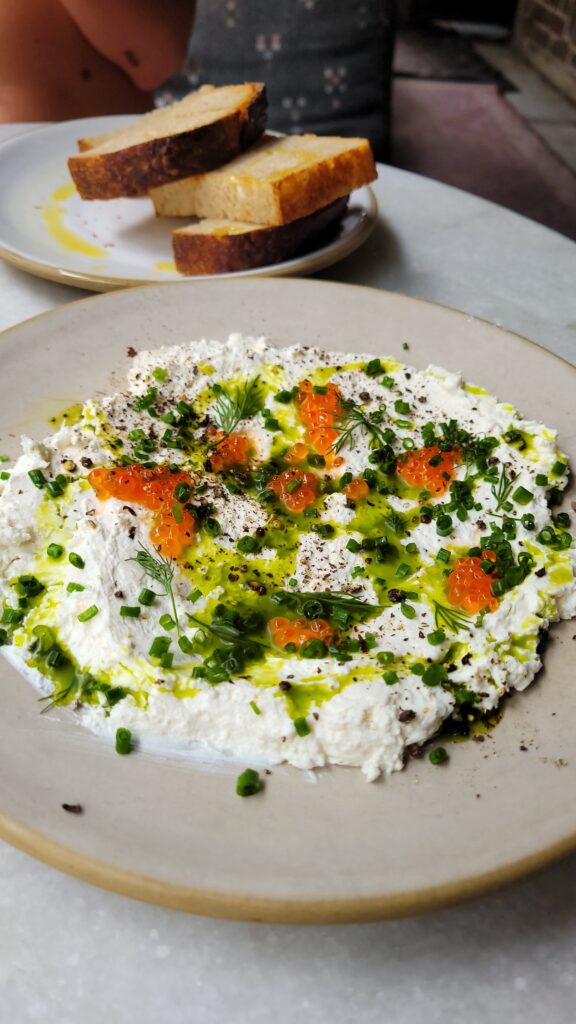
(1, 122, 576, 1024)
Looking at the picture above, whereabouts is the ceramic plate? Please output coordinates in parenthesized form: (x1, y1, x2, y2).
(0, 117, 377, 292)
(1, 279, 575, 923)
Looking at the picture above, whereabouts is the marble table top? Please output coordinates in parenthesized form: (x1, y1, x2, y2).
(1, 122, 576, 1024)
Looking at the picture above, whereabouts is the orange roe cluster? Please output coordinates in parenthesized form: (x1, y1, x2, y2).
(88, 464, 197, 558)
(297, 380, 344, 458)
(270, 467, 318, 513)
(397, 445, 460, 496)
(269, 616, 336, 651)
(447, 550, 499, 615)
(344, 478, 369, 501)
(208, 431, 252, 472)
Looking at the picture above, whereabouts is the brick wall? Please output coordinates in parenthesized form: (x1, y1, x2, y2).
(514, 0, 576, 103)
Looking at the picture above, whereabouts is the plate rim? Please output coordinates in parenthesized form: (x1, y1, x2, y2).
(1, 278, 575, 922)
(0, 117, 378, 291)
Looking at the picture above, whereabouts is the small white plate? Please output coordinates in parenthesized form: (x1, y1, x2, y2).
(0, 116, 378, 292)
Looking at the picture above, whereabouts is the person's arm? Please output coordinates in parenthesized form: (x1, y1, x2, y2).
(59, 0, 196, 90)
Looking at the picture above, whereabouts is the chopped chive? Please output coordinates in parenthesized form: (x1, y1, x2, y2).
(152, 367, 167, 382)
(0, 628, 10, 646)
(178, 635, 195, 654)
(149, 636, 171, 658)
(17, 575, 44, 597)
(395, 399, 410, 415)
(427, 628, 446, 646)
(0, 471, 10, 481)
(120, 605, 141, 618)
(274, 389, 296, 404)
(436, 515, 453, 537)
(66, 582, 85, 593)
(405, 542, 418, 554)
(0, 455, 9, 462)
(294, 716, 311, 737)
(429, 746, 449, 765)
(551, 461, 566, 476)
(236, 768, 261, 796)
(138, 588, 156, 606)
(77, 604, 99, 622)
(204, 517, 221, 536)
(381, 375, 394, 389)
(172, 501, 183, 524)
(286, 478, 302, 494)
(47, 543, 64, 559)
(188, 589, 202, 604)
(249, 700, 261, 716)
(174, 482, 191, 502)
(313, 385, 328, 395)
(46, 647, 66, 668)
(535, 474, 548, 486)
(422, 663, 448, 686)
(307, 453, 325, 468)
(69, 552, 85, 569)
(159, 613, 176, 631)
(237, 535, 259, 554)
(346, 538, 361, 553)
(28, 469, 47, 489)
(383, 670, 398, 685)
(512, 486, 533, 505)
(395, 563, 411, 579)
(365, 358, 383, 377)
(115, 727, 132, 755)
(436, 548, 450, 563)
(403, 342, 410, 350)
(1, 607, 23, 624)
(161, 651, 174, 669)
(400, 602, 416, 619)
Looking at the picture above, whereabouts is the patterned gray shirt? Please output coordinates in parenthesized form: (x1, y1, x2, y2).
(157, 0, 396, 159)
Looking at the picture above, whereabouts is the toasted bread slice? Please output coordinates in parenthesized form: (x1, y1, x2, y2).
(172, 196, 348, 275)
(68, 84, 267, 200)
(151, 133, 376, 226)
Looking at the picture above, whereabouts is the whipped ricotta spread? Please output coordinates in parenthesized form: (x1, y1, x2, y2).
(0, 334, 574, 780)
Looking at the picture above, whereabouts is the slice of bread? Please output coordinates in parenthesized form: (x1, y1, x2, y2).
(76, 131, 116, 153)
(172, 196, 348, 275)
(151, 133, 376, 226)
(68, 84, 267, 200)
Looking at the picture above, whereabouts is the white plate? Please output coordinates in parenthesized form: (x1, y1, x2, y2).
(0, 116, 377, 291)
(1, 279, 576, 924)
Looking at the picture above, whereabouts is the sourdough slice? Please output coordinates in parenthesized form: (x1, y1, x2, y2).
(68, 84, 267, 200)
(151, 133, 376, 226)
(172, 196, 348, 275)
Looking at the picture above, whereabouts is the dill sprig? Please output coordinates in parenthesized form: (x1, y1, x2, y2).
(272, 589, 381, 632)
(491, 465, 516, 511)
(433, 600, 471, 634)
(38, 680, 76, 714)
(211, 377, 263, 441)
(330, 400, 391, 454)
(128, 545, 180, 633)
(187, 613, 269, 648)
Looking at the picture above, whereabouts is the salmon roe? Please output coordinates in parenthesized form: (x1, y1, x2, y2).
(297, 380, 344, 458)
(270, 467, 319, 513)
(88, 464, 197, 558)
(208, 431, 252, 472)
(344, 478, 370, 502)
(447, 550, 499, 615)
(269, 616, 336, 651)
(397, 445, 460, 496)
(285, 442, 310, 464)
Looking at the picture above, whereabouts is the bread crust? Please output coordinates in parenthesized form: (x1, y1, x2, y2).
(172, 196, 348, 275)
(68, 85, 267, 200)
